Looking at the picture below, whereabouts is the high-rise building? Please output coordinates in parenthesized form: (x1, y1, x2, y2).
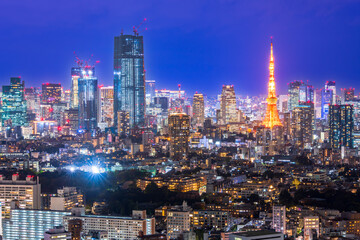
(64, 108, 79, 134)
(220, 85, 237, 124)
(341, 88, 355, 103)
(168, 113, 190, 159)
(1, 77, 27, 127)
(329, 104, 353, 149)
(0, 174, 41, 218)
(291, 103, 314, 149)
(288, 81, 303, 112)
(272, 205, 286, 234)
(78, 67, 98, 134)
(25, 87, 41, 120)
(299, 84, 314, 103)
(98, 86, 114, 127)
(117, 110, 130, 136)
(192, 93, 205, 127)
(145, 80, 156, 106)
(263, 40, 282, 129)
(321, 88, 333, 120)
(70, 67, 82, 109)
(314, 89, 322, 119)
(325, 80, 336, 104)
(42, 83, 62, 104)
(114, 33, 145, 130)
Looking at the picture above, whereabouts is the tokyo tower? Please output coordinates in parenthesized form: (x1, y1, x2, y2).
(262, 39, 282, 129)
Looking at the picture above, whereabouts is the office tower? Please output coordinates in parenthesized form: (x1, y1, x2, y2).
(25, 87, 41, 119)
(325, 80, 336, 104)
(291, 103, 314, 149)
(314, 89, 322, 119)
(288, 80, 303, 112)
(68, 219, 82, 240)
(220, 85, 237, 124)
(0, 174, 41, 218)
(145, 80, 156, 106)
(117, 110, 130, 136)
(278, 95, 288, 113)
(64, 210, 155, 240)
(192, 92, 205, 127)
(50, 187, 84, 211)
(44, 226, 71, 240)
(304, 216, 320, 240)
(2, 208, 71, 240)
(321, 88, 333, 120)
(64, 108, 79, 134)
(154, 97, 169, 112)
(263, 40, 282, 129)
(341, 88, 355, 103)
(272, 205, 286, 234)
(70, 67, 82, 109)
(42, 83, 62, 104)
(114, 33, 145, 130)
(78, 66, 98, 134)
(98, 86, 114, 127)
(1, 77, 27, 127)
(168, 113, 190, 159)
(299, 84, 314, 103)
(329, 105, 353, 149)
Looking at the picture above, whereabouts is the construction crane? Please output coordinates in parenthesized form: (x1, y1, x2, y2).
(133, 18, 147, 36)
(73, 52, 100, 68)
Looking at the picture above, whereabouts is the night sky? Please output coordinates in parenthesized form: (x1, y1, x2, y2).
(0, 0, 359, 96)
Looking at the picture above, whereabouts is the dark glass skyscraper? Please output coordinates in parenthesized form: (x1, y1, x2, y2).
(1, 77, 27, 127)
(114, 33, 145, 130)
(329, 104, 353, 149)
(78, 67, 98, 135)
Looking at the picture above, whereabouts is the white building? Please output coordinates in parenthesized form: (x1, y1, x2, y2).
(50, 187, 84, 211)
(167, 202, 191, 239)
(64, 209, 155, 240)
(0, 174, 41, 218)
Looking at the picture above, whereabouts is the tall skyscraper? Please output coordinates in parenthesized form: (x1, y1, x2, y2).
(78, 66, 98, 134)
(272, 205, 286, 234)
(25, 87, 41, 120)
(291, 103, 314, 149)
(341, 87, 355, 103)
(70, 67, 82, 109)
(114, 33, 145, 130)
(288, 81, 303, 112)
(329, 104, 353, 149)
(168, 113, 190, 159)
(98, 86, 114, 127)
(321, 88, 333, 120)
(41, 83, 62, 104)
(220, 85, 237, 124)
(299, 84, 314, 103)
(145, 80, 156, 106)
(192, 92, 205, 127)
(1, 77, 27, 127)
(263, 40, 282, 129)
(325, 80, 336, 104)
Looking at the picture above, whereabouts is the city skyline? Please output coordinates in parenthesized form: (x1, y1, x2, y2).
(0, 0, 359, 96)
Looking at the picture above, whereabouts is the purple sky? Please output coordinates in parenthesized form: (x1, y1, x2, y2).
(0, 0, 359, 96)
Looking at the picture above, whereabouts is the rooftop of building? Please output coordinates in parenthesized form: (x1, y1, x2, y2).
(231, 230, 281, 237)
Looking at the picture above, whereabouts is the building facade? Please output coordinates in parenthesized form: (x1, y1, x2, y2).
(220, 85, 237, 124)
(114, 33, 145, 129)
(192, 93, 205, 127)
(168, 113, 190, 159)
(329, 104, 353, 149)
(1, 77, 27, 127)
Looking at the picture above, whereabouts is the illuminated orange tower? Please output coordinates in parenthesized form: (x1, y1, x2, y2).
(263, 38, 282, 128)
